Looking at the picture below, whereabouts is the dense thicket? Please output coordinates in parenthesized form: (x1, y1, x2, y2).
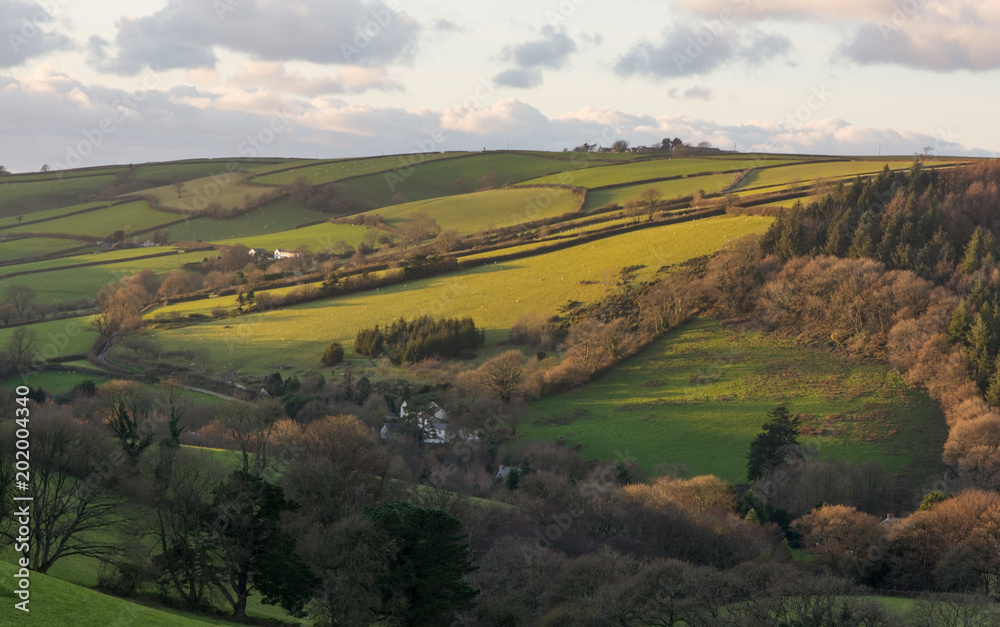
(354, 315, 485, 363)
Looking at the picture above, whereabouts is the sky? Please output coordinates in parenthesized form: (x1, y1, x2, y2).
(0, 0, 998, 172)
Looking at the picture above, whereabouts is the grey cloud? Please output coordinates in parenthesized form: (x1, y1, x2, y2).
(500, 25, 577, 70)
(616, 23, 793, 78)
(87, 0, 420, 75)
(669, 86, 714, 101)
(841, 23, 999, 71)
(0, 0, 74, 68)
(492, 68, 544, 89)
(615, 24, 735, 78)
(740, 31, 792, 64)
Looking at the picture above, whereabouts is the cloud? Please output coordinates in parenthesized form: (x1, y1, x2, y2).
(614, 23, 737, 78)
(680, 0, 1000, 72)
(499, 25, 577, 70)
(0, 70, 988, 174)
(841, 9, 1000, 71)
(87, 0, 420, 75)
(493, 26, 577, 88)
(669, 86, 714, 101)
(492, 68, 543, 89)
(229, 61, 403, 96)
(0, 0, 74, 68)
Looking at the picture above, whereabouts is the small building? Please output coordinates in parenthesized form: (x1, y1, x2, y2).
(274, 248, 302, 260)
(141, 239, 156, 247)
(380, 423, 408, 441)
(248, 247, 269, 258)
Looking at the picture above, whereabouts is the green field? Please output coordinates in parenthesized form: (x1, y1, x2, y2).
(524, 158, 800, 188)
(732, 160, 916, 192)
(0, 173, 121, 216)
(0, 250, 208, 304)
(0, 316, 97, 363)
(168, 197, 331, 242)
(363, 186, 582, 233)
(584, 173, 737, 210)
(131, 159, 298, 182)
(146, 215, 772, 373)
(252, 152, 470, 185)
(211, 220, 367, 252)
(336, 152, 610, 207)
(5, 200, 176, 239)
(0, 201, 111, 229)
(0, 237, 89, 262)
(142, 174, 280, 213)
(521, 319, 947, 482)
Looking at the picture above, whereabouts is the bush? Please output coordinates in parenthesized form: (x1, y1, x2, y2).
(354, 315, 485, 364)
(322, 341, 345, 366)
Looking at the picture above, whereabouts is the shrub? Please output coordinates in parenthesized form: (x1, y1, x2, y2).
(322, 341, 345, 366)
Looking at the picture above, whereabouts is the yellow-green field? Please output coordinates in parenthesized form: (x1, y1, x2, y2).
(143, 174, 280, 212)
(732, 160, 916, 192)
(362, 187, 582, 233)
(0, 315, 97, 363)
(5, 200, 175, 238)
(583, 173, 736, 210)
(147, 215, 772, 373)
(523, 158, 802, 188)
(211, 221, 367, 252)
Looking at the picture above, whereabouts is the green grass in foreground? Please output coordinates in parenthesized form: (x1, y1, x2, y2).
(0, 559, 227, 626)
(147, 216, 773, 374)
(363, 186, 582, 233)
(521, 318, 947, 482)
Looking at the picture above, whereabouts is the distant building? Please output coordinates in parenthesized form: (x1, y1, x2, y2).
(248, 247, 269, 258)
(274, 248, 302, 260)
(141, 239, 156, 247)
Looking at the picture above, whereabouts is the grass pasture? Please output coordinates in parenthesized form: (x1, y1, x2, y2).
(584, 173, 737, 210)
(363, 186, 582, 233)
(0, 236, 90, 262)
(168, 197, 331, 243)
(146, 215, 772, 373)
(522, 319, 946, 482)
(336, 152, 610, 207)
(0, 315, 97, 364)
(0, 201, 110, 229)
(5, 200, 177, 239)
(143, 174, 281, 213)
(252, 152, 470, 185)
(0, 173, 121, 216)
(731, 160, 915, 193)
(211, 220, 368, 252)
(523, 157, 802, 188)
(0, 250, 208, 304)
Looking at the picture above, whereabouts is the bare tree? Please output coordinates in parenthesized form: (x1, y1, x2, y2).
(479, 350, 527, 404)
(6, 327, 36, 371)
(4, 284, 36, 315)
(0, 405, 127, 573)
(221, 398, 286, 476)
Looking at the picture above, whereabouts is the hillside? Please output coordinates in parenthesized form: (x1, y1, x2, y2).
(0, 149, 992, 624)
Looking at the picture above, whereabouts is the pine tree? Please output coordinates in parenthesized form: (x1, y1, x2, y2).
(986, 357, 1000, 407)
(948, 299, 972, 345)
(961, 227, 995, 275)
(746, 404, 800, 482)
(967, 313, 992, 386)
